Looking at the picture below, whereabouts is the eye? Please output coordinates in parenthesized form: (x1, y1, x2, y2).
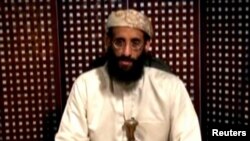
(113, 38, 124, 48)
(131, 39, 142, 48)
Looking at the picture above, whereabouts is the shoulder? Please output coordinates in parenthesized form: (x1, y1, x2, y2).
(74, 66, 107, 85)
(144, 67, 186, 92)
(144, 67, 192, 104)
(145, 67, 180, 82)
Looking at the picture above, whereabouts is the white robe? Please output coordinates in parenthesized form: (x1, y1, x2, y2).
(55, 66, 201, 141)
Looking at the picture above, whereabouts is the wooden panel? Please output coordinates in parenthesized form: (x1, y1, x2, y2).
(0, 0, 61, 140)
(200, 0, 250, 140)
(58, 0, 200, 115)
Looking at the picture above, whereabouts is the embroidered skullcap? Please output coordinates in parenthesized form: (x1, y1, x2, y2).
(106, 9, 153, 38)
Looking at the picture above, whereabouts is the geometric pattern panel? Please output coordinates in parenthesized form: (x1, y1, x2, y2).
(59, 0, 200, 114)
(201, 0, 250, 140)
(0, 0, 61, 141)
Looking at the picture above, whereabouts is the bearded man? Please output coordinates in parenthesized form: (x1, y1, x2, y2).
(55, 9, 201, 141)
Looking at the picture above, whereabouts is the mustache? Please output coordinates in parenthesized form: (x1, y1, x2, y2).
(117, 56, 136, 62)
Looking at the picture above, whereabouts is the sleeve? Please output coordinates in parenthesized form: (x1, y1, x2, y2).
(169, 79, 202, 141)
(55, 78, 89, 141)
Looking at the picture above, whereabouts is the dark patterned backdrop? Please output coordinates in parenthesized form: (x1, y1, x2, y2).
(0, 0, 249, 141)
(201, 0, 249, 140)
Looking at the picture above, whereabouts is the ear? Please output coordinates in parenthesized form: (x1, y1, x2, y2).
(104, 35, 111, 52)
(144, 40, 151, 52)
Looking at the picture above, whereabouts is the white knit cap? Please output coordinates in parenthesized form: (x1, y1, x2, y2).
(106, 9, 153, 38)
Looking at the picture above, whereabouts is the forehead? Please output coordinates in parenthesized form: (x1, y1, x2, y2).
(111, 27, 144, 39)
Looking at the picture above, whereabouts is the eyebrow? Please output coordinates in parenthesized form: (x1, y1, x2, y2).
(114, 37, 142, 41)
(131, 38, 141, 41)
(114, 37, 125, 40)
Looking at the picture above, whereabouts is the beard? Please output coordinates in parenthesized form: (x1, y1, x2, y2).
(106, 47, 146, 84)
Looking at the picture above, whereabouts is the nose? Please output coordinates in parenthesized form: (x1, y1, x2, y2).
(122, 43, 132, 57)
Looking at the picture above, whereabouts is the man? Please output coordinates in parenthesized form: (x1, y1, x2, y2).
(55, 9, 201, 141)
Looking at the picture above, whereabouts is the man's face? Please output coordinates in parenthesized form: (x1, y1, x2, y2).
(106, 27, 150, 83)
